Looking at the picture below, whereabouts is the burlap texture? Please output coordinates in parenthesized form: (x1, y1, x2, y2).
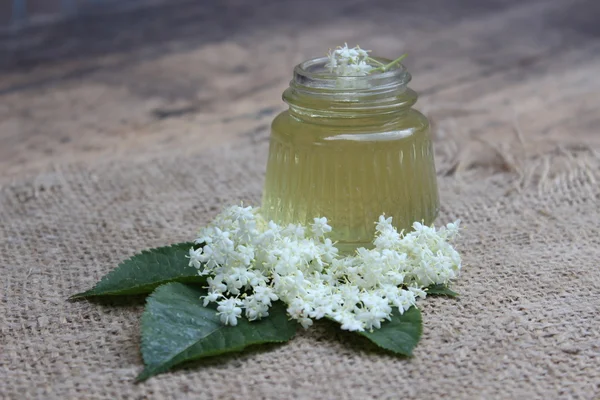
(1, 131, 599, 400)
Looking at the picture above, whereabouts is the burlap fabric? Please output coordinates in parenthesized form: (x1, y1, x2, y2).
(1, 130, 599, 399)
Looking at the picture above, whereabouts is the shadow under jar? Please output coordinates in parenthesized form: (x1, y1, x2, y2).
(262, 56, 439, 253)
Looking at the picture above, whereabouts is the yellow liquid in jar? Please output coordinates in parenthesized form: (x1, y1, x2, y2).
(262, 109, 439, 252)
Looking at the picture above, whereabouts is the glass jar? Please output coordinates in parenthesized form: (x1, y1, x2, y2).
(262, 56, 439, 252)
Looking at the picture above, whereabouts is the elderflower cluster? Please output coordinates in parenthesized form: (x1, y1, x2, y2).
(326, 43, 375, 76)
(188, 205, 461, 332)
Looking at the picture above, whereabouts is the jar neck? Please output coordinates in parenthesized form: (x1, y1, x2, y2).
(283, 56, 417, 126)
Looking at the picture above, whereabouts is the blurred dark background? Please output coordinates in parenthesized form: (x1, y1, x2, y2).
(1, 0, 599, 178)
(2, 0, 598, 70)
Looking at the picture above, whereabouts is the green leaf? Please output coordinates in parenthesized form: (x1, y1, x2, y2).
(137, 283, 297, 381)
(358, 306, 422, 356)
(71, 243, 204, 298)
(426, 284, 459, 298)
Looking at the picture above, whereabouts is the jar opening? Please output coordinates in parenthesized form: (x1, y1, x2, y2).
(292, 56, 411, 94)
(284, 56, 417, 122)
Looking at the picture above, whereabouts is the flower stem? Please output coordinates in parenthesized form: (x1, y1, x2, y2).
(370, 53, 408, 73)
(368, 58, 386, 67)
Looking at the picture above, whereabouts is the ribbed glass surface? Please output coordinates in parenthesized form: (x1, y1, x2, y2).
(261, 110, 439, 252)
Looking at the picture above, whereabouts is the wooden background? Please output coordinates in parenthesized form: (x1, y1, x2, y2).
(1, 0, 599, 180)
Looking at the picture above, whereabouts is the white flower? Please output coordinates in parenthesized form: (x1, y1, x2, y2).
(202, 291, 222, 307)
(282, 223, 305, 239)
(298, 317, 314, 329)
(198, 245, 220, 269)
(286, 298, 309, 319)
(374, 228, 401, 249)
(195, 226, 214, 245)
(243, 295, 270, 321)
(320, 238, 339, 263)
(247, 270, 269, 287)
(408, 286, 427, 299)
(216, 298, 243, 326)
(394, 289, 417, 313)
(228, 205, 254, 222)
(325, 44, 374, 76)
(350, 60, 374, 75)
(233, 245, 254, 267)
(192, 205, 462, 332)
(445, 220, 461, 239)
(375, 215, 393, 232)
(311, 217, 332, 237)
(188, 247, 204, 269)
(212, 227, 234, 249)
(226, 267, 255, 290)
(337, 312, 364, 332)
(207, 276, 227, 294)
(252, 286, 278, 304)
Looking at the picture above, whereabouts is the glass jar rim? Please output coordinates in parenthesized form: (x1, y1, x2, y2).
(292, 56, 411, 92)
